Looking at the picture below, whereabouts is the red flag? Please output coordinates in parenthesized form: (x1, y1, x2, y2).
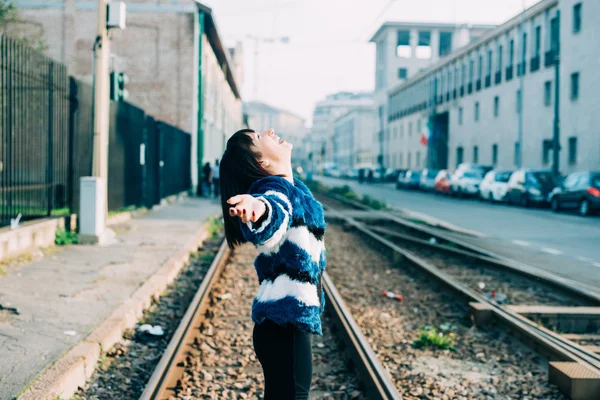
(420, 133, 428, 146)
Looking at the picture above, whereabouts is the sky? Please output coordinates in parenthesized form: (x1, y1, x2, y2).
(204, 0, 542, 125)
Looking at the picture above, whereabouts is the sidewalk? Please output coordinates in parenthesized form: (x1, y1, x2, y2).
(0, 197, 220, 400)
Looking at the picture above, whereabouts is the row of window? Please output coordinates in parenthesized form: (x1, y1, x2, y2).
(388, 3, 583, 121)
(454, 137, 578, 168)
(453, 73, 579, 124)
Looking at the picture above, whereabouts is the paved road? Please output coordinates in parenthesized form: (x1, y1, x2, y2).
(318, 176, 600, 288)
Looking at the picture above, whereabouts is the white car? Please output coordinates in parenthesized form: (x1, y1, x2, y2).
(453, 169, 484, 197)
(479, 170, 512, 202)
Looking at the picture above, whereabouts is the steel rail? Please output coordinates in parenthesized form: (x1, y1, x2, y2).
(325, 204, 600, 380)
(140, 240, 401, 400)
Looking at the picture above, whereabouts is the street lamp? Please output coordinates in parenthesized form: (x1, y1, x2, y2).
(246, 35, 290, 100)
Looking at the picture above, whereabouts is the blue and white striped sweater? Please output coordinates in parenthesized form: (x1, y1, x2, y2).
(240, 176, 326, 335)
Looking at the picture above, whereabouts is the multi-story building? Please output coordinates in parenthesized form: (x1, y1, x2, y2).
(307, 92, 373, 172)
(244, 101, 308, 168)
(370, 22, 495, 170)
(333, 106, 377, 172)
(14, 0, 243, 193)
(385, 0, 599, 174)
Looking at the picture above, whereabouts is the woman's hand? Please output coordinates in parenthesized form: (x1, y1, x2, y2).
(227, 195, 267, 224)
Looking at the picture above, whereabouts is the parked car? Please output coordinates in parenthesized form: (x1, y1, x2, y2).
(434, 170, 453, 195)
(455, 163, 494, 176)
(342, 169, 359, 180)
(395, 170, 408, 189)
(398, 170, 422, 189)
(452, 169, 484, 197)
(420, 169, 440, 191)
(506, 169, 557, 207)
(479, 170, 512, 202)
(385, 169, 405, 183)
(450, 166, 485, 195)
(549, 171, 600, 216)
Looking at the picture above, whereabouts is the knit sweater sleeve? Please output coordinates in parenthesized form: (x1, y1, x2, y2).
(240, 177, 293, 248)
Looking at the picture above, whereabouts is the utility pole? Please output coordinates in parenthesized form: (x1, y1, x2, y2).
(552, 11, 561, 179)
(93, 0, 110, 201)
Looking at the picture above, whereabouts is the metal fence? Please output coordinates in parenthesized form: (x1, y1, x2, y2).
(0, 34, 192, 228)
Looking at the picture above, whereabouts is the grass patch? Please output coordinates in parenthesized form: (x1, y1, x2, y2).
(413, 325, 456, 351)
(207, 216, 224, 239)
(55, 228, 78, 246)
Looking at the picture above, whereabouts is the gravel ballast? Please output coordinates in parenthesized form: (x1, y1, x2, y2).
(325, 222, 566, 400)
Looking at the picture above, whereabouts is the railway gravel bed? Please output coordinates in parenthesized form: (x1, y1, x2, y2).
(168, 244, 366, 400)
(74, 237, 223, 400)
(325, 222, 566, 400)
(363, 220, 593, 308)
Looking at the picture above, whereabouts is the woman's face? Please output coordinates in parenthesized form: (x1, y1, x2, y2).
(249, 129, 293, 173)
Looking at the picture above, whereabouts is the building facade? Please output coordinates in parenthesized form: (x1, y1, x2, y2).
(307, 92, 373, 172)
(370, 22, 495, 170)
(385, 0, 599, 174)
(244, 101, 308, 168)
(333, 106, 377, 172)
(14, 0, 243, 192)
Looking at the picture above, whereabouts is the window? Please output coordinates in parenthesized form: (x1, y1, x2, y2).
(398, 68, 408, 79)
(417, 31, 432, 59)
(573, 3, 582, 33)
(571, 72, 579, 100)
(494, 96, 499, 117)
(439, 32, 453, 56)
(408, 152, 412, 168)
(473, 146, 479, 163)
(514, 142, 521, 166)
(568, 137, 577, 165)
(409, 122, 413, 136)
(478, 55, 483, 79)
(492, 144, 498, 165)
(417, 119, 422, 133)
(522, 32, 527, 63)
(509, 39, 514, 65)
(393, 127, 397, 139)
(535, 26, 541, 57)
(456, 147, 464, 165)
(544, 81, 552, 106)
(475, 102, 480, 121)
(497, 44, 503, 72)
(416, 152, 421, 167)
(550, 17, 559, 52)
(400, 122, 404, 137)
(399, 153, 403, 167)
(469, 59, 474, 83)
(542, 139, 552, 165)
(487, 50, 492, 75)
(397, 30, 411, 58)
(516, 89, 522, 113)
(458, 107, 463, 125)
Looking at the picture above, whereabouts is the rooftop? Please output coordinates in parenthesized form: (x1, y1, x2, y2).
(369, 21, 496, 43)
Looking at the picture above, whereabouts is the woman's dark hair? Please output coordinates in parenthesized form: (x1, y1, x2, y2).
(220, 129, 271, 248)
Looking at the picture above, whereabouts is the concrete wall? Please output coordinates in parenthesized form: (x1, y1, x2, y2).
(16, 0, 197, 134)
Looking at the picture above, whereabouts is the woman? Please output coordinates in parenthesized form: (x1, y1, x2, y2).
(220, 128, 326, 400)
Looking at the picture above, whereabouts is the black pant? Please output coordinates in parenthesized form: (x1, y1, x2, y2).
(213, 178, 220, 197)
(253, 319, 312, 399)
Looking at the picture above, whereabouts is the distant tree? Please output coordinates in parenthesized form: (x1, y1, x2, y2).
(0, 0, 47, 51)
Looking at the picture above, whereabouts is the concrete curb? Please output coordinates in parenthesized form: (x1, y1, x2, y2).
(18, 214, 216, 400)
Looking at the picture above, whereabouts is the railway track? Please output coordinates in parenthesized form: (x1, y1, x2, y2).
(139, 241, 401, 400)
(316, 188, 600, 399)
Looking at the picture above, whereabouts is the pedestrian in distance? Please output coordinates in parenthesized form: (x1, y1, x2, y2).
(220, 128, 326, 400)
(212, 159, 221, 198)
(203, 162, 212, 197)
(358, 168, 364, 184)
(367, 169, 374, 183)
